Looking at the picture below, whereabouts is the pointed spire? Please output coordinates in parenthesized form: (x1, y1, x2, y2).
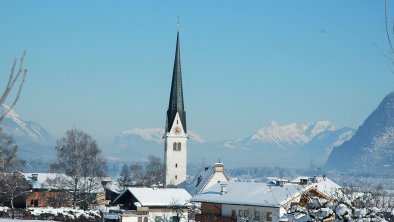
(166, 27, 187, 133)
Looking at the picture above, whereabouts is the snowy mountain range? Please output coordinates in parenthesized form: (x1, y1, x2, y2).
(0, 105, 357, 170)
(325, 91, 394, 172)
(0, 105, 55, 162)
(205, 121, 353, 168)
(110, 121, 354, 168)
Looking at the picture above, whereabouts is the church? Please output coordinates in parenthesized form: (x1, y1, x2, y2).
(163, 27, 229, 191)
(163, 28, 188, 187)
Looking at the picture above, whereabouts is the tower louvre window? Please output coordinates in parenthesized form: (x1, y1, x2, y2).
(173, 142, 177, 151)
(175, 163, 178, 168)
(173, 142, 181, 151)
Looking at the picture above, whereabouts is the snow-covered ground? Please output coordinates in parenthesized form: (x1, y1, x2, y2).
(0, 220, 57, 222)
(0, 207, 100, 221)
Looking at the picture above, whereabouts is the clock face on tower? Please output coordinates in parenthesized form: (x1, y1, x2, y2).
(174, 126, 182, 135)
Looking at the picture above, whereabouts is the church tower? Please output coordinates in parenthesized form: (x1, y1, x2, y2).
(164, 29, 187, 187)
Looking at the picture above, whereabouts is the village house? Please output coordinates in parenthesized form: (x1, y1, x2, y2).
(191, 176, 341, 222)
(182, 162, 229, 196)
(22, 173, 107, 209)
(102, 179, 122, 205)
(22, 173, 69, 208)
(111, 187, 191, 222)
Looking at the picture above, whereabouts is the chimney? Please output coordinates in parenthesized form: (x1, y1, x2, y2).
(32, 174, 38, 182)
(220, 183, 227, 195)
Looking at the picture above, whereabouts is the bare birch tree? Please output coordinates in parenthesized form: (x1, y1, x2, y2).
(49, 128, 107, 209)
(0, 172, 30, 218)
(384, 0, 394, 71)
(0, 52, 28, 123)
(117, 164, 132, 189)
(130, 163, 144, 186)
(145, 155, 164, 186)
(0, 130, 27, 214)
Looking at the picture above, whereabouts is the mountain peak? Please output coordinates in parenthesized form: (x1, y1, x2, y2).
(325, 91, 394, 171)
(250, 121, 337, 147)
(0, 105, 54, 145)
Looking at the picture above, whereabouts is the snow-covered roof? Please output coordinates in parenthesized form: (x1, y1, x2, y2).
(102, 180, 122, 194)
(191, 176, 341, 208)
(182, 163, 229, 196)
(114, 187, 191, 207)
(22, 173, 70, 189)
(291, 176, 341, 198)
(191, 182, 307, 207)
(22, 173, 107, 192)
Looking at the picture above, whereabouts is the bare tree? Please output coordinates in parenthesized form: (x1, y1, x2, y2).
(0, 172, 30, 218)
(49, 128, 107, 209)
(130, 163, 144, 186)
(383, 0, 394, 71)
(0, 130, 18, 173)
(145, 155, 164, 186)
(0, 52, 28, 123)
(0, 130, 26, 214)
(117, 164, 132, 189)
(168, 200, 190, 222)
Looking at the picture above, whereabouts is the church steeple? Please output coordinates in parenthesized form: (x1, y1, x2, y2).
(166, 30, 187, 133)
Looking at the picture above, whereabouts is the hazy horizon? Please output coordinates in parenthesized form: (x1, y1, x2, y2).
(1, 1, 393, 146)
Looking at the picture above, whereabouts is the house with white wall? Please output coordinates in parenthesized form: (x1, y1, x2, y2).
(112, 187, 191, 222)
(191, 176, 340, 222)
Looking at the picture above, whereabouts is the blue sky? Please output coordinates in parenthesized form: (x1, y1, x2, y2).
(0, 1, 393, 146)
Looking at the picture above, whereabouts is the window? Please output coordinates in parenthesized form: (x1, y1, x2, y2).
(266, 212, 273, 222)
(244, 210, 249, 217)
(138, 217, 142, 222)
(196, 176, 202, 187)
(144, 218, 148, 222)
(175, 163, 178, 168)
(33, 199, 38, 207)
(254, 211, 260, 220)
(238, 210, 243, 217)
(175, 175, 178, 179)
(173, 142, 177, 150)
(173, 142, 181, 151)
(231, 210, 236, 218)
